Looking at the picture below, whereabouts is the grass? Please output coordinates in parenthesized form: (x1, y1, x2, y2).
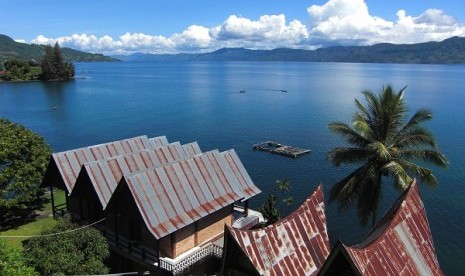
(0, 189, 66, 249)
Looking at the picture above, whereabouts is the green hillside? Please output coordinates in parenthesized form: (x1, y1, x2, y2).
(0, 34, 118, 62)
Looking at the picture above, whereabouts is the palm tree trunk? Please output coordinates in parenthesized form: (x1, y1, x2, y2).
(371, 211, 377, 228)
(371, 173, 382, 228)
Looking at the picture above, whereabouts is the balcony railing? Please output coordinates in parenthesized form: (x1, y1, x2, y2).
(159, 243, 223, 276)
(97, 225, 222, 275)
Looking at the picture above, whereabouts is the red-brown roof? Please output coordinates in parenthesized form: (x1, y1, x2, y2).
(226, 185, 330, 276)
(338, 180, 443, 275)
(48, 135, 157, 193)
(119, 149, 261, 239)
(78, 141, 201, 209)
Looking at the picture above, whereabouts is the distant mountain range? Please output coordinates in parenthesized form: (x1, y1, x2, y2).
(114, 36, 465, 64)
(0, 34, 118, 62)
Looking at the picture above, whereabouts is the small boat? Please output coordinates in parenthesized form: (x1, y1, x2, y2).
(240, 90, 246, 93)
(280, 89, 287, 92)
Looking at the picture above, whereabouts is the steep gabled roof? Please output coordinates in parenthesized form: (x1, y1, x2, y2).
(44, 135, 157, 193)
(114, 149, 261, 239)
(319, 180, 443, 276)
(226, 185, 330, 276)
(76, 141, 201, 209)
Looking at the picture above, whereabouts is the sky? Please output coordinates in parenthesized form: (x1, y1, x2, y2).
(1, 0, 465, 55)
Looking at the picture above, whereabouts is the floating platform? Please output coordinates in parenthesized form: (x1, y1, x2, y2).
(253, 141, 310, 158)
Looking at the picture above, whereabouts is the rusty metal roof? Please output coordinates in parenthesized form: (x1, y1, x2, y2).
(79, 141, 202, 209)
(226, 185, 330, 276)
(120, 149, 261, 239)
(50, 135, 157, 193)
(149, 136, 169, 148)
(333, 180, 443, 275)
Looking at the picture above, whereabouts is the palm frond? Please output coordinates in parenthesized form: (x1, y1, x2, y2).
(368, 141, 391, 161)
(354, 98, 371, 120)
(399, 150, 448, 167)
(381, 161, 412, 190)
(329, 164, 367, 205)
(352, 113, 375, 140)
(394, 127, 437, 148)
(328, 148, 371, 166)
(362, 90, 381, 125)
(399, 108, 433, 134)
(328, 122, 370, 146)
(395, 159, 438, 186)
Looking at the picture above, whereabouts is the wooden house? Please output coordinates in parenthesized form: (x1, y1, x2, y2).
(69, 141, 201, 221)
(41, 135, 261, 275)
(41, 135, 167, 216)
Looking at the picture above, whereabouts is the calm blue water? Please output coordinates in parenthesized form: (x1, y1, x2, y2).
(1, 62, 464, 274)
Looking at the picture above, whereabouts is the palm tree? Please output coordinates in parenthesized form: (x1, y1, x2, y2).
(328, 85, 447, 227)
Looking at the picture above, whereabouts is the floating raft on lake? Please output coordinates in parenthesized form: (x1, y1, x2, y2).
(253, 141, 310, 158)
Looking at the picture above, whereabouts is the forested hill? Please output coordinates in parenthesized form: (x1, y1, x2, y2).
(118, 36, 465, 64)
(0, 34, 118, 62)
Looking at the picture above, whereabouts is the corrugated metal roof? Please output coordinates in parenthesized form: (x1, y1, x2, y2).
(121, 149, 261, 239)
(51, 135, 153, 193)
(79, 141, 202, 209)
(340, 180, 443, 275)
(226, 185, 330, 276)
(149, 136, 169, 148)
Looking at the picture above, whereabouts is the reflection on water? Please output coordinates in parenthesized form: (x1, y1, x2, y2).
(1, 61, 465, 274)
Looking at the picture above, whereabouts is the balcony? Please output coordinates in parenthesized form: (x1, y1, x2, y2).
(97, 225, 223, 276)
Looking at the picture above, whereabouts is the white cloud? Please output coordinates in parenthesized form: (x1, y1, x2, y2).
(28, 0, 465, 55)
(210, 14, 308, 49)
(307, 0, 465, 45)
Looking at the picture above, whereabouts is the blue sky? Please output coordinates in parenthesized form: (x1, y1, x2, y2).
(1, 0, 465, 55)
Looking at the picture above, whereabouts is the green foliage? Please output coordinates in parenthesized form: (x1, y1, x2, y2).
(40, 43, 75, 80)
(23, 217, 110, 275)
(259, 179, 294, 226)
(0, 240, 38, 276)
(259, 194, 280, 226)
(328, 85, 448, 226)
(0, 118, 52, 224)
(0, 59, 41, 81)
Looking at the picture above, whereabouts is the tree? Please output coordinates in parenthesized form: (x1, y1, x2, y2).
(23, 216, 110, 275)
(259, 179, 294, 226)
(40, 42, 74, 81)
(52, 42, 65, 79)
(0, 118, 52, 225)
(0, 241, 38, 276)
(40, 45, 55, 80)
(327, 85, 448, 227)
(260, 194, 280, 225)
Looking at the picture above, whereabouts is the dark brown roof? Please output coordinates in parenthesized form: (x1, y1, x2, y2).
(226, 185, 330, 276)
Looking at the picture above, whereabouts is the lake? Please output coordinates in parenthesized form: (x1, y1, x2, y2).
(1, 61, 464, 274)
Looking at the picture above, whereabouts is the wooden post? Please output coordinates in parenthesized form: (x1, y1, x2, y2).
(50, 185, 56, 218)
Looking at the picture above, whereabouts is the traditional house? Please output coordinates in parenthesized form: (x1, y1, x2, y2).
(318, 180, 444, 276)
(41, 135, 166, 215)
(41, 135, 261, 275)
(69, 141, 202, 221)
(103, 149, 261, 273)
(221, 185, 330, 276)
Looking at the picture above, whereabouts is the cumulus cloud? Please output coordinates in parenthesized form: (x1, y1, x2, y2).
(210, 14, 308, 49)
(307, 0, 465, 45)
(29, 0, 465, 55)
